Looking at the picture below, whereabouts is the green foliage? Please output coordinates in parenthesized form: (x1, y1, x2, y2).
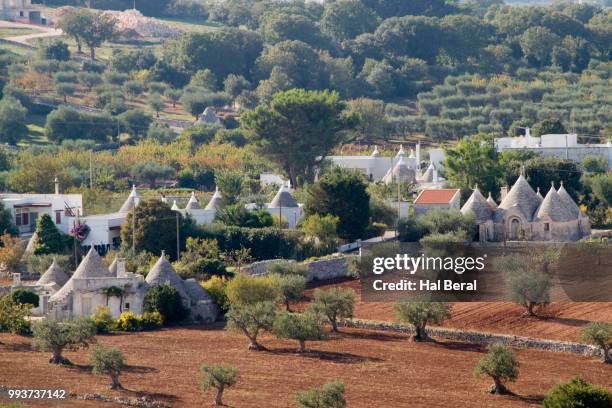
(275, 274, 306, 312)
(309, 287, 355, 332)
(10, 289, 39, 308)
(144, 284, 188, 323)
(0, 201, 18, 236)
(305, 167, 370, 241)
(121, 200, 185, 261)
(397, 217, 426, 242)
(0, 97, 28, 145)
(201, 276, 230, 313)
(274, 311, 326, 352)
(214, 170, 244, 205)
(91, 345, 125, 390)
(0, 295, 31, 335)
(215, 204, 273, 228)
(302, 214, 340, 251)
(295, 380, 346, 408)
(533, 118, 567, 137)
(241, 89, 355, 187)
(45, 106, 114, 143)
(225, 274, 280, 306)
(32, 317, 97, 365)
(115, 311, 142, 331)
(321, 0, 380, 41)
(394, 301, 452, 341)
(226, 301, 277, 350)
(267, 261, 308, 277)
(580, 322, 611, 364)
(582, 156, 608, 174)
(399, 209, 476, 243)
(33, 214, 66, 255)
(39, 40, 71, 61)
(131, 161, 175, 188)
(475, 344, 519, 394)
(26, 254, 72, 278)
(176, 237, 227, 279)
(91, 305, 115, 334)
(201, 364, 238, 406)
(542, 377, 612, 408)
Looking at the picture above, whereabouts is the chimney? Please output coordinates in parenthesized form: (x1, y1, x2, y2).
(116, 258, 127, 278)
(54, 177, 60, 195)
(500, 186, 509, 201)
(433, 168, 438, 183)
(415, 142, 421, 170)
(12, 273, 21, 286)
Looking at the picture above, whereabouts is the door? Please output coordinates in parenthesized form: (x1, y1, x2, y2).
(29, 212, 39, 233)
(81, 297, 92, 316)
(509, 219, 520, 240)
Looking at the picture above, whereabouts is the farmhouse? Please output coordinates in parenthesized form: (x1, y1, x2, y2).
(413, 188, 461, 216)
(0, 0, 44, 23)
(461, 175, 591, 242)
(12, 248, 218, 322)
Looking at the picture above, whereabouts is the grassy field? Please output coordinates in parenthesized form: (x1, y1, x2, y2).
(0, 27, 42, 38)
(1, 325, 611, 407)
(21, 113, 49, 147)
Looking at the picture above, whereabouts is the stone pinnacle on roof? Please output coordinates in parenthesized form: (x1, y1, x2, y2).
(108, 256, 118, 276)
(119, 185, 140, 213)
(396, 145, 405, 158)
(205, 188, 223, 211)
(269, 183, 299, 208)
(371, 146, 380, 157)
(409, 149, 415, 159)
(461, 185, 492, 222)
(171, 200, 180, 211)
(486, 192, 498, 209)
(37, 258, 69, 287)
(536, 186, 543, 200)
(536, 182, 576, 222)
(420, 162, 436, 183)
(160, 194, 167, 204)
(496, 174, 540, 221)
(185, 191, 200, 210)
(556, 181, 581, 218)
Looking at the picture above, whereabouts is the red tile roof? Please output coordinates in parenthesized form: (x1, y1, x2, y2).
(414, 189, 460, 205)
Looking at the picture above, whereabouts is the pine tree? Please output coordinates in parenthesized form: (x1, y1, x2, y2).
(33, 214, 65, 255)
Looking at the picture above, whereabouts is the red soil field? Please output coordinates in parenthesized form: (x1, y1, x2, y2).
(302, 278, 612, 342)
(1, 326, 612, 408)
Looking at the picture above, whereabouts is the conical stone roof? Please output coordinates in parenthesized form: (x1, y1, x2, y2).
(205, 188, 222, 211)
(461, 187, 492, 222)
(119, 185, 140, 213)
(371, 146, 380, 157)
(383, 156, 415, 184)
(269, 184, 298, 208)
(486, 193, 498, 209)
(396, 145, 405, 158)
(536, 184, 576, 222)
(557, 182, 580, 218)
(495, 175, 540, 221)
(420, 162, 436, 183)
(50, 247, 112, 302)
(185, 191, 200, 210)
(37, 258, 69, 287)
(145, 252, 189, 298)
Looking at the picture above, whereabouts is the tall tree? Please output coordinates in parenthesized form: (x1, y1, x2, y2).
(80, 12, 117, 60)
(321, 0, 380, 42)
(241, 89, 355, 187)
(0, 97, 28, 145)
(33, 214, 65, 255)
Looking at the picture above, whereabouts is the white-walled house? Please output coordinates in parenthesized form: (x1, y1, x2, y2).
(1, 182, 82, 236)
(413, 188, 461, 216)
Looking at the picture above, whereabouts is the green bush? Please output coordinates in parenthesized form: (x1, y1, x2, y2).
(144, 284, 189, 323)
(116, 311, 142, 332)
(0, 295, 31, 335)
(363, 222, 387, 239)
(201, 276, 230, 313)
(26, 254, 72, 276)
(92, 306, 116, 334)
(140, 311, 164, 330)
(542, 377, 612, 408)
(10, 289, 39, 308)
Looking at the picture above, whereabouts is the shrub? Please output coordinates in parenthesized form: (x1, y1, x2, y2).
(226, 301, 276, 351)
(295, 381, 346, 408)
(475, 344, 519, 394)
(144, 284, 189, 323)
(0, 295, 31, 335)
(275, 274, 306, 312)
(225, 274, 280, 306)
(394, 301, 452, 341)
(201, 364, 238, 406)
(26, 254, 72, 277)
(274, 311, 326, 353)
(91, 345, 125, 390)
(32, 317, 96, 364)
(10, 289, 39, 308)
(309, 288, 355, 332)
(363, 222, 387, 239)
(116, 312, 142, 332)
(91, 305, 115, 334)
(140, 311, 164, 330)
(201, 276, 230, 313)
(580, 322, 611, 364)
(397, 218, 426, 242)
(33, 214, 66, 255)
(542, 377, 612, 408)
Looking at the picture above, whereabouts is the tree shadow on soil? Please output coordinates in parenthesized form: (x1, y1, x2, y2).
(542, 316, 591, 328)
(265, 348, 383, 364)
(431, 340, 487, 353)
(120, 388, 179, 402)
(67, 364, 158, 375)
(502, 390, 545, 405)
(0, 340, 33, 352)
(331, 330, 406, 342)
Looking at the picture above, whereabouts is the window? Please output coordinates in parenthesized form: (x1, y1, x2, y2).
(15, 208, 29, 226)
(55, 210, 62, 225)
(125, 302, 130, 310)
(544, 223, 550, 232)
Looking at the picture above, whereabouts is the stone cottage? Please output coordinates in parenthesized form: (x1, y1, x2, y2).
(461, 175, 591, 242)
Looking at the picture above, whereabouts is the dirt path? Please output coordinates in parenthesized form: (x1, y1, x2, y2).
(0, 20, 62, 47)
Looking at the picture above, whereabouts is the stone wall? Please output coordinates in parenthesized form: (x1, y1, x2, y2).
(341, 318, 602, 357)
(244, 255, 357, 282)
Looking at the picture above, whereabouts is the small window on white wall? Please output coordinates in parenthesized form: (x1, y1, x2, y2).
(544, 223, 550, 232)
(125, 302, 130, 310)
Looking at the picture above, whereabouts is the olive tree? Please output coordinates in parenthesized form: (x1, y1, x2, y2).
(32, 317, 96, 364)
(226, 301, 276, 351)
(201, 364, 238, 406)
(580, 322, 611, 364)
(394, 301, 452, 341)
(275, 274, 306, 312)
(91, 345, 125, 389)
(309, 288, 355, 332)
(274, 311, 326, 353)
(295, 381, 346, 408)
(475, 344, 519, 394)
